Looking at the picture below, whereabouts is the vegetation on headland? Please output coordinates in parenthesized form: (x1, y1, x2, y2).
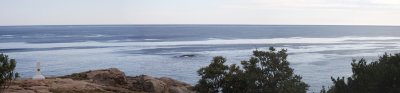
(322, 53, 400, 93)
(195, 47, 309, 93)
(196, 47, 400, 93)
(0, 53, 19, 93)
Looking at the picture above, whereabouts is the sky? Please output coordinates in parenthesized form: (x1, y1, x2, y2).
(0, 0, 400, 26)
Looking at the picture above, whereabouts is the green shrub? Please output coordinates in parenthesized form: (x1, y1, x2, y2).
(0, 53, 19, 93)
(323, 53, 400, 93)
(195, 56, 229, 93)
(195, 47, 309, 93)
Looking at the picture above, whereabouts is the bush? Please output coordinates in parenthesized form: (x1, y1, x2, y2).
(0, 53, 19, 93)
(195, 47, 309, 93)
(195, 56, 229, 93)
(323, 53, 400, 93)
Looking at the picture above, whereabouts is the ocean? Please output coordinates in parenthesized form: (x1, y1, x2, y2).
(1, 25, 400, 92)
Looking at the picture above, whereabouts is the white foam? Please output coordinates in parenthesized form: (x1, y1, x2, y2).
(286, 44, 383, 53)
(144, 39, 160, 41)
(0, 35, 15, 38)
(85, 34, 108, 38)
(1, 36, 400, 49)
(1, 35, 15, 37)
(59, 34, 109, 38)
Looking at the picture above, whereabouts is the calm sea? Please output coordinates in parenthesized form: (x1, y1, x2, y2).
(1, 25, 400, 92)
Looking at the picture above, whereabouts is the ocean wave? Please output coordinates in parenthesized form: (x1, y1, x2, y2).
(1, 36, 400, 49)
(135, 36, 400, 46)
(143, 39, 161, 41)
(1, 35, 15, 37)
(84, 34, 109, 38)
(286, 44, 384, 53)
(0, 35, 15, 38)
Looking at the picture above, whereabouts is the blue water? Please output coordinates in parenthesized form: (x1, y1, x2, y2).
(1, 25, 400, 92)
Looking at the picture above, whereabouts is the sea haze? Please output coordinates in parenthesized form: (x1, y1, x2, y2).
(1, 25, 400, 92)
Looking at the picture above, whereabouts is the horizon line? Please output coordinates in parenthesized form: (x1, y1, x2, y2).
(1, 24, 400, 27)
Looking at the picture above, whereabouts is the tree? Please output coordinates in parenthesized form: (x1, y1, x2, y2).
(325, 53, 400, 93)
(195, 56, 229, 93)
(0, 53, 19, 93)
(195, 47, 309, 93)
(320, 86, 327, 93)
(221, 64, 247, 93)
(241, 47, 308, 93)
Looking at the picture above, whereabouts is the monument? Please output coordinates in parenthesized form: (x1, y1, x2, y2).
(32, 62, 45, 80)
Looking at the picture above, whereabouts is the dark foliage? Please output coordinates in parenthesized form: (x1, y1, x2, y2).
(0, 53, 19, 93)
(323, 53, 400, 93)
(195, 56, 229, 93)
(195, 47, 309, 93)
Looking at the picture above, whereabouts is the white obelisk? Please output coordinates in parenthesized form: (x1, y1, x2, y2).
(32, 62, 45, 80)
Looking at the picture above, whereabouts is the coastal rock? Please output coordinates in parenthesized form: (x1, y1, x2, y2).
(60, 68, 128, 86)
(128, 75, 187, 93)
(5, 78, 122, 93)
(136, 75, 168, 93)
(158, 77, 195, 93)
(5, 68, 195, 93)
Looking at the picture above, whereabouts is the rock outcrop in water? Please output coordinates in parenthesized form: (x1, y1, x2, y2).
(5, 68, 195, 93)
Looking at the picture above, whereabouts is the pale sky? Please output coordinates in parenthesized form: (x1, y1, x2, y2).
(1, 0, 400, 26)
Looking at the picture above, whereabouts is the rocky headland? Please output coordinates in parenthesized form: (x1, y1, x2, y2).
(5, 68, 196, 93)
